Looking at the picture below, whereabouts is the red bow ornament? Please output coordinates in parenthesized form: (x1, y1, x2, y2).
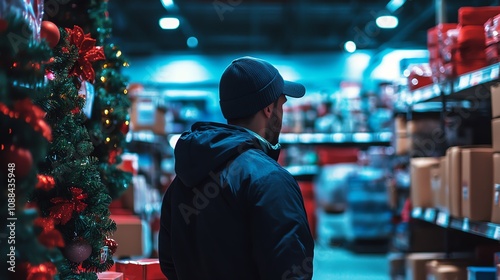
(49, 187, 88, 225)
(65, 25, 105, 82)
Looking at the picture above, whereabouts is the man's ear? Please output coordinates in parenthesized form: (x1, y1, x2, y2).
(262, 104, 273, 118)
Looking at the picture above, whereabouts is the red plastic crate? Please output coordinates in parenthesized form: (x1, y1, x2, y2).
(457, 25, 486, 48)
(459, 6, 500, 26)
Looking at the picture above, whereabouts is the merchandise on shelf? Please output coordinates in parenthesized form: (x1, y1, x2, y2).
(407, 64, 433, 91)
(493, 118, 500, 152)
(410, 157, 440, 208)
(461, 147, 494, 221)
(492, 153, 500, 224)
(458, 6, 500, 26)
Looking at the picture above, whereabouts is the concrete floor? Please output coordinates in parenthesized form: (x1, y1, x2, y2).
(313, 242, 390, 280)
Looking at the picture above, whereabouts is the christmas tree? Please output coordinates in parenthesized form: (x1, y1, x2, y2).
(0, 0, 132, 277)
(0, 12, 63, 280)
(46, 0, 132, 200)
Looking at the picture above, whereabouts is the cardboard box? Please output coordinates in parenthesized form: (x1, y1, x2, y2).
(490, 84, 500, 119)
(129, 97, 166, 135)
(426, 259, 477, 280)
(394, 115, 407, 135)
(462, 147, 494, 221)
(395, 135, 410, 155)
(428, 263, 468, 280)
(491, 153, 500, 223)
(111, 215, 152, 258)
(115, 259, 167, 280)
(410, 157, 441, 208)
(493, 119, 500, 152)
(467, 266, 496, 280)
(431, 164, 441, 210)
(439, 156, 449, 212)
(447, 146, 463, 217)
(406, 252, 446, 280)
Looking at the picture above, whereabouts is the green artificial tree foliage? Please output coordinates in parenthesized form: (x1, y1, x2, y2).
(32, 26, 115, 279)
(87, 43, 132, 200)
(0, 14, 63, 280)
(45, 0, 132, 200)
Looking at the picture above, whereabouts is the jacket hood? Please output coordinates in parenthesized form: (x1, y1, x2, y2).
(174, 122, 279, 187)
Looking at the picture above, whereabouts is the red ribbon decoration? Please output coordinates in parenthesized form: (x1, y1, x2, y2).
(36, 174, 56, 191)
(18, 262, 58, 280)
(65, 25, 106, 82)
(49, 187, 88, 225)
(34, 217, 65, 248)
(0, 99, 52, 141)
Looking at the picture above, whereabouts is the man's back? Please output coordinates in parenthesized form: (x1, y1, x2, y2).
(159, 122, 314, 280)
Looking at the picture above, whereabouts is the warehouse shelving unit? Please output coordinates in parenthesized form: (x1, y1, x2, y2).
(412, 207, 500, 242)
(393, 62, 500, 256)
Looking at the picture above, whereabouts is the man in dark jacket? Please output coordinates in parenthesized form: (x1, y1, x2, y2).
(159, 56, 314, 280)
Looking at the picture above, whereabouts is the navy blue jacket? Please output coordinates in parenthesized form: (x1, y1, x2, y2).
(159, 122, 314, 280)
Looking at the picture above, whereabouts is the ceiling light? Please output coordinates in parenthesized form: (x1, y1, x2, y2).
(344, 41, 356, 53)
(187, 36, 198, 48)
(376, 15, 399, 29)
(386, 0, 406, 13)
(161, 0, 174, 8)
(159, 17, 180, 30)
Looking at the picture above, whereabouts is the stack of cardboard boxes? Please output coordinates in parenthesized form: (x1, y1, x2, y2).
(491, 84, 500, 224)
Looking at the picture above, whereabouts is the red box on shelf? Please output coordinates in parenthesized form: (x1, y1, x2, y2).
(459, 6, 500, 26)
(115, 259, 167, 280)
(457, 25, 486, 48)
(484, 15, 500, 46)
(442, 60, 489, 78)
(427, 23, 458, 46)
(428, 46, 441, 60)
(455, 46, 487, 62)
(485, 43, 500, 64)
(407, 65, 433, 91)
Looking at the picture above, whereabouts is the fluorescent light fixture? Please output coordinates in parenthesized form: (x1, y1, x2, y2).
(159, 17, 180, 30)
(187, 36, 198, 48)
(376, 15, 399, 29)
(161, 0, 174, 8)
(344, 41, 356, 53)
(386, 0, 406, 13)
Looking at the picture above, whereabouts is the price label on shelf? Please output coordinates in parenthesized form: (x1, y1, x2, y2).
(491, 65, 499, 80)
(458, 75, 470, 89)
(463, 218, 470, 232)
(470, 71, 483, 86)
(412, 207, 423, 218)
(424, 209, 436, 222)
(494, 227, 500, 240)
(436, 212, 449, 227)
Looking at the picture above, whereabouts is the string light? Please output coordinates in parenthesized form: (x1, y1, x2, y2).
(125, 121, 129, 125)
(100, 76, 106, 82)
(105, 137, 111, 143)
(123, 89, 128, 95)
(105, 119, 110, 125)
(104, 109, 109, 115)
(116, 50, 122, 57)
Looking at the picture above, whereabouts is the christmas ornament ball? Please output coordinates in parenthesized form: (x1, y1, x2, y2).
(40, 21, 60, 48)
(63, 239, 92, 263)
(0, 146, 33, 178)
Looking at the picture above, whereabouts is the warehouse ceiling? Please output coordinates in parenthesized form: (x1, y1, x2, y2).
(108, 0, 499, 56)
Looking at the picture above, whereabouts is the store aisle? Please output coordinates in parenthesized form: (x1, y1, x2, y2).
(313, 243, 390, 280)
